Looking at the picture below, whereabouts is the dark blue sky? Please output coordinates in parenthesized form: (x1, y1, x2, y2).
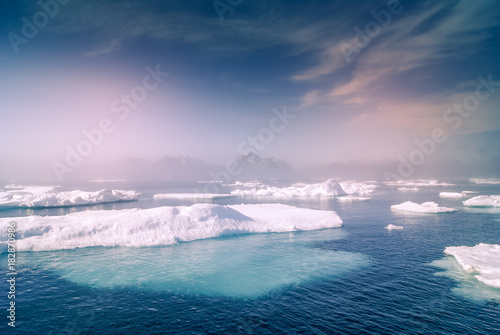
(1, 0, 499, 180)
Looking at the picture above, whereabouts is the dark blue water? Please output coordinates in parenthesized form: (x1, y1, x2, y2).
(1, 181, 499, 334)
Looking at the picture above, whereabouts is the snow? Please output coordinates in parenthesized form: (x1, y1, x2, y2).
(469, 178, 500, 185)
(391, 201, 457, 213)
(462, 195, 500, 207)
(0, 203, 343, 252)
(444, 244, 500, 288)
(231, 179, 376, 197)
(385, 224, 403, 231)
(385, 179, 453, 187)
(153, 193, 235, 200)
(0, 186, 139, 208)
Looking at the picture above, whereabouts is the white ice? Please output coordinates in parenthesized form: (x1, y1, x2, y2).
(0, 203, 343, 252)
(0, 185, 139, 208)
(231, 179, 377, 197)
(462, 195, 500, 207)
(385, 224, 403, 230)
(391, 201, 457, 213)
(444, 244, 500, 288)
(153, 193, 235, 200)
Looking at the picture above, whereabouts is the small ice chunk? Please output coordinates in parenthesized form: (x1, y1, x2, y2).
(463, 195, 500, 207)
(391, 201, 456, 213)
(444, 244, 500, 288)
(385, 224, 403, 231)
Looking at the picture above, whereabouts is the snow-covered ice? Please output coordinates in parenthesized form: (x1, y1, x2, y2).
(0, 186, 139, 208)
(391, 201, 457, 213)
(231, 179, 376, 197)
(462, 195, 500, 207)
(385, 224, 403, 231)
(0, 203, 343, 252)
(444, 244, 500, 288)
(153, 193, 235, 200)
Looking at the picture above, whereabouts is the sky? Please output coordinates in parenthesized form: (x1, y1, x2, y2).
(0, 0, 499, 181)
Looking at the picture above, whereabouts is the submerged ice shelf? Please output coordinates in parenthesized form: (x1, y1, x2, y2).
(0, 185, 139, 208)
(0, 203, 343, 252)
(444, 244, 500, 288)
(23, 229, 370, 298)
(391, 201, 456, 213)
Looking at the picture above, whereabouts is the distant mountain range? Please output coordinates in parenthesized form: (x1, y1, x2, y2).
(118, 152, 295, 181)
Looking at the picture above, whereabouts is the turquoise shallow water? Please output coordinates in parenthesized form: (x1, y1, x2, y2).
(1, 180, 499, 334)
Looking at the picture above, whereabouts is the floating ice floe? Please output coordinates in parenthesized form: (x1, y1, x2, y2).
(469, 178, 500, 185)
(231, 179, 376, 197)
(385, 224, 403, 231)
(227, 181, 264, 188)
(153, 193, 235, 200)
(337, 195, 371, 202)
(397, 187, 420, 192)
(0, 203, 343, 252)
(89, 179, 128, 183)
(462, 195, 500, 207)
(439, 191, 473, 198)
(385, 179, 453, 187)
(391, 201, 457, 213)
(0, 185, 139, 208)
(444, 244, 500, 288)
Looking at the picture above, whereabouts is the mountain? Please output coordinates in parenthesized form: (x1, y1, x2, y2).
(119, 155, 210, 181)
(235, 152, 295, 180)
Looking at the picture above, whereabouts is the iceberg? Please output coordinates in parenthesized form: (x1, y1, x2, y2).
(153, 193, 235, 200)
(0, 203, 343, 252)
(391, 201, 457, 213)
(0, 186, 140, 208)
(444, 244, 500, 288)
(462, 195, 500, 207)
(385, 224, 403, 231)
(231, 179, 376, 197)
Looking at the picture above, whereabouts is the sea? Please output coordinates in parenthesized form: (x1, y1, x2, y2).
(0, 179, 499, 334)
